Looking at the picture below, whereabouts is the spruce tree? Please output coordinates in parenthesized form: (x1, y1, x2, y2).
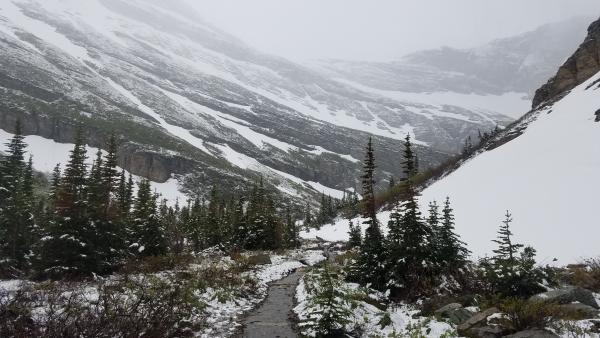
(284, 205, 300, 248)
(385, 134, 435, 296)
(0, 121, 34, 272)
(492, 211, 523, 265)
(41, 128, 93, 277)
(347, 220, 361, 248)
(355, 137, 385, 289)
(130, 179, 166, 257)
(438, 198, 469, 271)
(205, 186, 222, 247)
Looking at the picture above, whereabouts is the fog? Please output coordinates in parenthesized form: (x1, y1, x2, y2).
(186, 0, 600, 61)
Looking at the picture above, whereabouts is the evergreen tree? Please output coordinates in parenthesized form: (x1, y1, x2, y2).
(480, 212, 545, 297)
(438, 198, 469, 271)
(205, 186, 222, 247)
(284, 205, 300, 248)
(130, 179, 166, 257)
(0, 121, 35, 272)
(355, 137, 385, 289)
(40, 128, 93, 277)
(385, 134, 435, 296)
(302, 264, 354, 337)
(347, 219, 361, 248)
(492, 211, 523, 265)
(303, 201, 313, 228)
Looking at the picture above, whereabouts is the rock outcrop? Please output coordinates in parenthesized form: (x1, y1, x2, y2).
(533, 17, 600, 108)
(529, 286, 599, 309)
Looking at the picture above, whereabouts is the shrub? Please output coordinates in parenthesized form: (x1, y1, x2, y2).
(565, 258, 600, 292)
(498, 298, 562, 332)
(0, 276, 208, 337)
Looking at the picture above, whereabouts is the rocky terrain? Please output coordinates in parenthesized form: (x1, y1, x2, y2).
(533, 17, 600, 108)
(4, 0, 587, 202)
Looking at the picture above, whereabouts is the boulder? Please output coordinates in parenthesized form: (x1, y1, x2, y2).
(457, 307, 500, 336)
(468, 325, 507, 338)
(530, 286, 599, 309)
(595, 109, 600, 122)
(247, 254, 272, 265)
(434, 303, 475, 324)
(558, 303, 600, 318)
(503, 329, 560, 338)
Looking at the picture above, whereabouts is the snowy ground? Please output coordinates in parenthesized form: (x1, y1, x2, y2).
(0, 249, 326, 338)
(303, 71, 600, 265)
(294, 277, 454, 337)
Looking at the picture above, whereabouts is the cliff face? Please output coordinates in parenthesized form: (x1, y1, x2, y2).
(533, 17, 600, 108)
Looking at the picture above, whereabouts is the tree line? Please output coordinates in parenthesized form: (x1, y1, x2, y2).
(0, 121, 300, 279)
(349, 134, 547, 299)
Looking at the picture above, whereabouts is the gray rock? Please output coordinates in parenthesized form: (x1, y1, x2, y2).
(469, 325, 506, 338)
(595, 109, 600, 122)
(434, 303, 475, 324)
(457, 307, 500, 336)
(530, 286, 599, 309)
(503, 329, 560, 338)
(558, 303, 600, 318)
(247, 254, 272, 265)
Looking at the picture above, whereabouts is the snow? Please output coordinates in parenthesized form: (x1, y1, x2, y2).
(0, 129, 187, 204)
(304, 72, 600, 265)
(1, 0, 94, 64)
(102, 77, 212, 155)
(306, 145, 361, 163)
(294, 278, 454, 337)
(338, 78, 530, 120)
(420, 71, 600, 264)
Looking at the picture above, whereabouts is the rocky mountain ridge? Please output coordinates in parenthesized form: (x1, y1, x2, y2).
(533, 16, 600, 108)
(0, 0, 586, 202)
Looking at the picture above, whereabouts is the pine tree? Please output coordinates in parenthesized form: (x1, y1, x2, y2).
(438, 198, 469, 271)
(284, 205, 300, 248)
(130, 179, 166, 257)
(303, 201, 313, 228)
(481, 211, 545, 297)
(347, 219, 361, 248)
(302, 264, 354, 337)
(355, 137, 385, 289)
(0, 120, 35, 272)
(385, 134, 435, 296)
(205, 186, 222, 247)
(41, 128, 93, 277)
(492, 211, 523, 265)
(427, 201, 441, 269)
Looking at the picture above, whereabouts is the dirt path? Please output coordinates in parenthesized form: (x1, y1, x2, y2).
(237, 269, 304, 338)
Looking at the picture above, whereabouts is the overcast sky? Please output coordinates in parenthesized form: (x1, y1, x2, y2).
(186, 0, 600, 62)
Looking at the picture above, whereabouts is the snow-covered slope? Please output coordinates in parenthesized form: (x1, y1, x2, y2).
(420, 71, 600, 264)
(304, 70, 600, 264)
(0, 0, 519, 200)
(312, 17, 591, 120)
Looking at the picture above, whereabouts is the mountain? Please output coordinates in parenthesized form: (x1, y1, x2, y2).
(0, 0, 520, 201)
(304, 17, 600, 263)
(311, 17, 591, 119)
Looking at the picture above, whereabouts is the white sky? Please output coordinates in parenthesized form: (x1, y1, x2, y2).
(186, 0, 600, 61)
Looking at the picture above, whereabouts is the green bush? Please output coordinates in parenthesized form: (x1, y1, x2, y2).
(498, 298, 562, 332)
